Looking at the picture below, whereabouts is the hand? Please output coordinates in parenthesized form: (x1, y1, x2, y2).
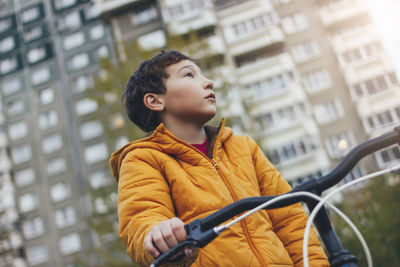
(144, 217, 194, 259)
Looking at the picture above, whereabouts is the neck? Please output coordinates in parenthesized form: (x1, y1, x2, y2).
(163, 118, 207, 144)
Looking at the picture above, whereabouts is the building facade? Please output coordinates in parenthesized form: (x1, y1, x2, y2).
(0, 0, 115, 266)
(96, 0, 400, 184)
(1, 0, 400, 266)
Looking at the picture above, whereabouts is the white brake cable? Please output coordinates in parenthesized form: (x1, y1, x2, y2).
(303, 164, 400, 267)
(213, 191, 370, 267)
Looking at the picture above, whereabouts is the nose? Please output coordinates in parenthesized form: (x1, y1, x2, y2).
(203, 77, 213, 90)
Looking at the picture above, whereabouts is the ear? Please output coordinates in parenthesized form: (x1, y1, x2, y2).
(143, 93, 164, 112)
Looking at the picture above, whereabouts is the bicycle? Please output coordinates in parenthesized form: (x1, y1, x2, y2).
(151, 126, 400, 267)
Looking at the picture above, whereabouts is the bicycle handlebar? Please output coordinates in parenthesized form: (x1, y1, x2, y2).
(151, 126, 400, 267)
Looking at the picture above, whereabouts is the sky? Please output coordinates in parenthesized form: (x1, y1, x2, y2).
(367, 0, 400, 75)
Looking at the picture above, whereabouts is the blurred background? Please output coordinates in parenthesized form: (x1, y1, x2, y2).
(0, 0, 399, 266)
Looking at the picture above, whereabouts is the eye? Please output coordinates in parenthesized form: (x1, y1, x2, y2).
(185, 72, 194, 78)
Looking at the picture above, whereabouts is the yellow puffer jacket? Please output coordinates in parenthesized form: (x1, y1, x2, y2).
(110, 121, 329, 267)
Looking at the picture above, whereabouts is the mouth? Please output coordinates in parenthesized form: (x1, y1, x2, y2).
(205, 93, 216, 100)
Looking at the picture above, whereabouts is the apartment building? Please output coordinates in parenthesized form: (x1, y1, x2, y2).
(1, 0, 398, 265)
(0, 0, 115, 266)
(97, 0, 396, 184)
(316, 0, 400, 170)
(0, 102, 26, 267)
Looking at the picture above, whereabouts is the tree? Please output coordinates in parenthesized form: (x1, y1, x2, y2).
(331, 174, 400, 266)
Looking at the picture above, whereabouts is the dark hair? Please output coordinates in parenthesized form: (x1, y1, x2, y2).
(123, 50, 193, 132)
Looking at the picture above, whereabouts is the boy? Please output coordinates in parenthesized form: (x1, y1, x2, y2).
(109, 50, 329, 266)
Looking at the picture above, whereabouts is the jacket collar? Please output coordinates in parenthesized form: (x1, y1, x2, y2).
(109, 119, 232, 182)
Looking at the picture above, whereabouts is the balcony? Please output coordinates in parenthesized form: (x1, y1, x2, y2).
(236, 51, 293, 77)
(330, 23, 377, 50)
(226, 25, 283, 57)
(94, 0, 141, 17)
(318, 0, 370, 29)
(164, 9, 217, 35)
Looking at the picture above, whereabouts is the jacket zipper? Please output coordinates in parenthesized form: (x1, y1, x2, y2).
(210, 158, 267, 267)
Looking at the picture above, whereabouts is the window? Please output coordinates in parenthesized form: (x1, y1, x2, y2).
(2, 77, 21, 96)
(0, 16, 14, 35)
(67, 53, 89, 71)
(38, 87, 54, 105)
(365, 108, 399, 132)
(21, 4, 42, 25)
(42, 133, 63, 154)
(31, 66, 51, 86)
(163, 0, 209, 21)
(94, 197, 108, 214)
(0, 56, 20, 75)
(23, 26, 45, 43)
(325, 131, 354, 158)
(110, 113, 126, 129)
(268, 138, 316, 164)
(57, 11, 81, 32)
(281, 12, 308, 34)
(53, 0, 77, 11)
(11, 144, 32, 165)
(6, 98, 24, 116)
(59, 233, 81, 255)
(85, 143, 108, 165)
(131, 5, 158, 25)
(341, 41, 382, 65)
(376, 145, 400, 166)
(27, 46, 47, 65)
(303, 69, 332, 93)
(39, 110, 58, 130)
(63, 31, 85, 50)
(95, 45, 109, 58)
(70, 74, 93, 94)
(50, 182, 71, 202)
(26, 245, 48, 265)
(14, 168, 35, 188)
(75, 98, 98, 116)
(89, 24, 104, 40)
(89, 170, 112, 189)
(243, 71, 294, 101)
(22, 217, 44, 239)
(291, 40, 320, 63)
(8, 120, 28, 140)
(55, 206, 76, 228)
(313, 98, 344, 125)
(79, 120, 103, 141)
(228, 13, 276, 41)
(137, 30, 166, 51)
(47, 157, 66, 176)
(351, 72, 399, 98)
(0, 35, 16, 54)
(255, 102, 307, 131)
(215, 0, 250, 11)
(19, 192, 38, 213)
(81, 4, 99, 22)
(115, 136, 129, 150)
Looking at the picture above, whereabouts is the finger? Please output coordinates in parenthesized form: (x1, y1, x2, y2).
(184, 247, 193, 257)
(144, 234, 161, 258)
(159, 221, 179, 248)
(170, 218, 187, 242)
(151, 228, 170, 253)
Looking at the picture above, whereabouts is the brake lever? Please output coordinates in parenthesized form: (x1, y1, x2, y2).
(150, 219, 221, 267)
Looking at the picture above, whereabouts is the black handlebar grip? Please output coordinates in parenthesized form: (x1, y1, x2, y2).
(150, 240, 194, 267)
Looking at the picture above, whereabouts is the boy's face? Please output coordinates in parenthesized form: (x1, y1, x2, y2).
(161, 60, 216, 125)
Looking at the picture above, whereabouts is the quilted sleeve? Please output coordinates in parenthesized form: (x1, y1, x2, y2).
(117, 149, 175, 266)
(247, 137, 329, 267)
